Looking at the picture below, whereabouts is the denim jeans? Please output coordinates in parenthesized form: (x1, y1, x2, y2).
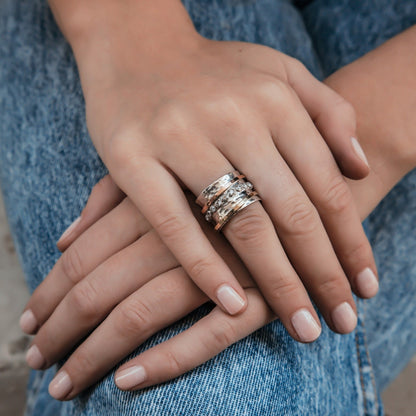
(1, 0, 416, 415)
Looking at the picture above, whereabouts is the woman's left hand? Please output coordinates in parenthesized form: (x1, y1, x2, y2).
(21, 175, 275, 400)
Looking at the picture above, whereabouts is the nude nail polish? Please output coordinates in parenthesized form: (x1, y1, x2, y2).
(49, 370, 73, 400)
(291, 308, 322, 342)
(332, 302, 357, 333)
(356, 267, 379, 298)
(19, 309, 37, 334)
(216, 285, 246, 315)
(115, 366, 147, 390)
(26, 345, 45, 369)
(57, 216, 81, 244)
(351, 137, 369, 167)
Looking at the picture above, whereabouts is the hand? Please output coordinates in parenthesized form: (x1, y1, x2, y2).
(22, 175, 274, 400)
(21, 21, 416, 402)
(73, 21, 377, 331)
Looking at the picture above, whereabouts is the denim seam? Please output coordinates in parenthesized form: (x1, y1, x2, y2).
(354, 299, 381, 416)
(362, 300, 380, 416)
(354, 324, 368, 414)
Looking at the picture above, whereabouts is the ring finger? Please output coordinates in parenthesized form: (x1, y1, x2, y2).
(217, 127, 357, 334)
(162, 141, 322, 341)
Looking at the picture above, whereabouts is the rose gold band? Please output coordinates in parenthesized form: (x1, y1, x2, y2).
(195, 170, 262, 232)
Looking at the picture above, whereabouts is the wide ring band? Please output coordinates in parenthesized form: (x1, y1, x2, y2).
(196, 171, 262, 232)
(195, 170, 244, 213)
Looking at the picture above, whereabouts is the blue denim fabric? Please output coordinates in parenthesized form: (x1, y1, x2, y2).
(0, 0, 415, 414)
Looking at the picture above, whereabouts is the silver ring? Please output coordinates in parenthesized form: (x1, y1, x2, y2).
(196, 171, 261, 231)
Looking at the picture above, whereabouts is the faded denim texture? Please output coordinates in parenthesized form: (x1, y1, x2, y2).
(0, 0, 415, 415)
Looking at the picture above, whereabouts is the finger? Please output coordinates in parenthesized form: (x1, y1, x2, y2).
(114, 288, 274, 391)
(20, 198, 151, 334)
(107, 152, 248, 315)
(286, 58, 370, 180)
(154, 132, 323, 338)
(217, 125, 355, 334)
(28, 207, 257, 372)
(265, 84, 378, 300)
(46, 267, 208, 400)
(25, 230, 180, 371)
(57, 175, 125, 251)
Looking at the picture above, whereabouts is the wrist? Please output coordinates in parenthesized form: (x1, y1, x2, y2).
(324, 64, 415, 220)
(325, 65, 416, 182)
(48, 0, 202, 82)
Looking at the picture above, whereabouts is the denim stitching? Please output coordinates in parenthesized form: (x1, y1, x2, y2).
(354, 310, 368, 415)
(362, 300, 380, 415)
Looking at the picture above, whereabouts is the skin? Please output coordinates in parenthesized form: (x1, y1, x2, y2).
(44, 0, 378, 329)
(22, 0, 416, 402)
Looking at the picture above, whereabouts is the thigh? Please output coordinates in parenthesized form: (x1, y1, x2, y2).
(0, 0, 375, 415)
(300, 0, 416, 392)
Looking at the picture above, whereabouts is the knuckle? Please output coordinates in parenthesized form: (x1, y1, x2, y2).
(257, 78, 295, 108)
(343, 241, 372, 269)
(68, 281, 99, 320)
(324, 96, 357, 134)
(291, 58, 307, 73)
(321, 177, 352, 214)
(188, 255, 218, 282)
(318, 275, 349, 296)
(280, 195, 319, 236)
(105, 135, 131, 167)
(153, 212, 190, 240)
(336, 99, 356, 129)
(205, 96, 246, 132)
(61, 246, 84, 284)
(105, 133, 147, 173)
(148, 102, 190, 141)
(209, 318, 237, 349)
(164, 351, 183, 374)
(70, 350, 96, 377)
(227, 206, 269, 247)
(267, 277, 300, 306)
(115, 299, 153, 337)
(153, 208, 195, 243)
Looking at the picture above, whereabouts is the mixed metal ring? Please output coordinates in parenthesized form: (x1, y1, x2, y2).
(196, 171, 262, 231)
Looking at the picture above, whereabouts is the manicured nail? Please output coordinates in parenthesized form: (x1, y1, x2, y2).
(332, 302, 357, 333)
(57, 216, 81, 244)
(356, 267, 379, 298)
(19, 309, 37, 334)
(216, 285, 246, 315)
(351, 137, 369, 167)
(115, 366, 147, 390)
(49, 370, 72, 400)
(26, 345, 45, 369)
(291, 308, 322, 342)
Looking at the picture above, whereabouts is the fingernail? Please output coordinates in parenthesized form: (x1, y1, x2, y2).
(291, 308, 322, 342)
(356, 267, 379, 298)
(57, 216, 81, 244)
(351, 137, 369, 168)
(49, 370, 72, 400)
(332, 302, 357, 333)
(115, 366, 147, 390)
(19, 309, 37, 334)
(26, 345, 45, 369)
(216, 285, 246, 315)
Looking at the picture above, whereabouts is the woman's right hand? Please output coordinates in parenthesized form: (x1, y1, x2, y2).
(62, 2, 377, 334)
